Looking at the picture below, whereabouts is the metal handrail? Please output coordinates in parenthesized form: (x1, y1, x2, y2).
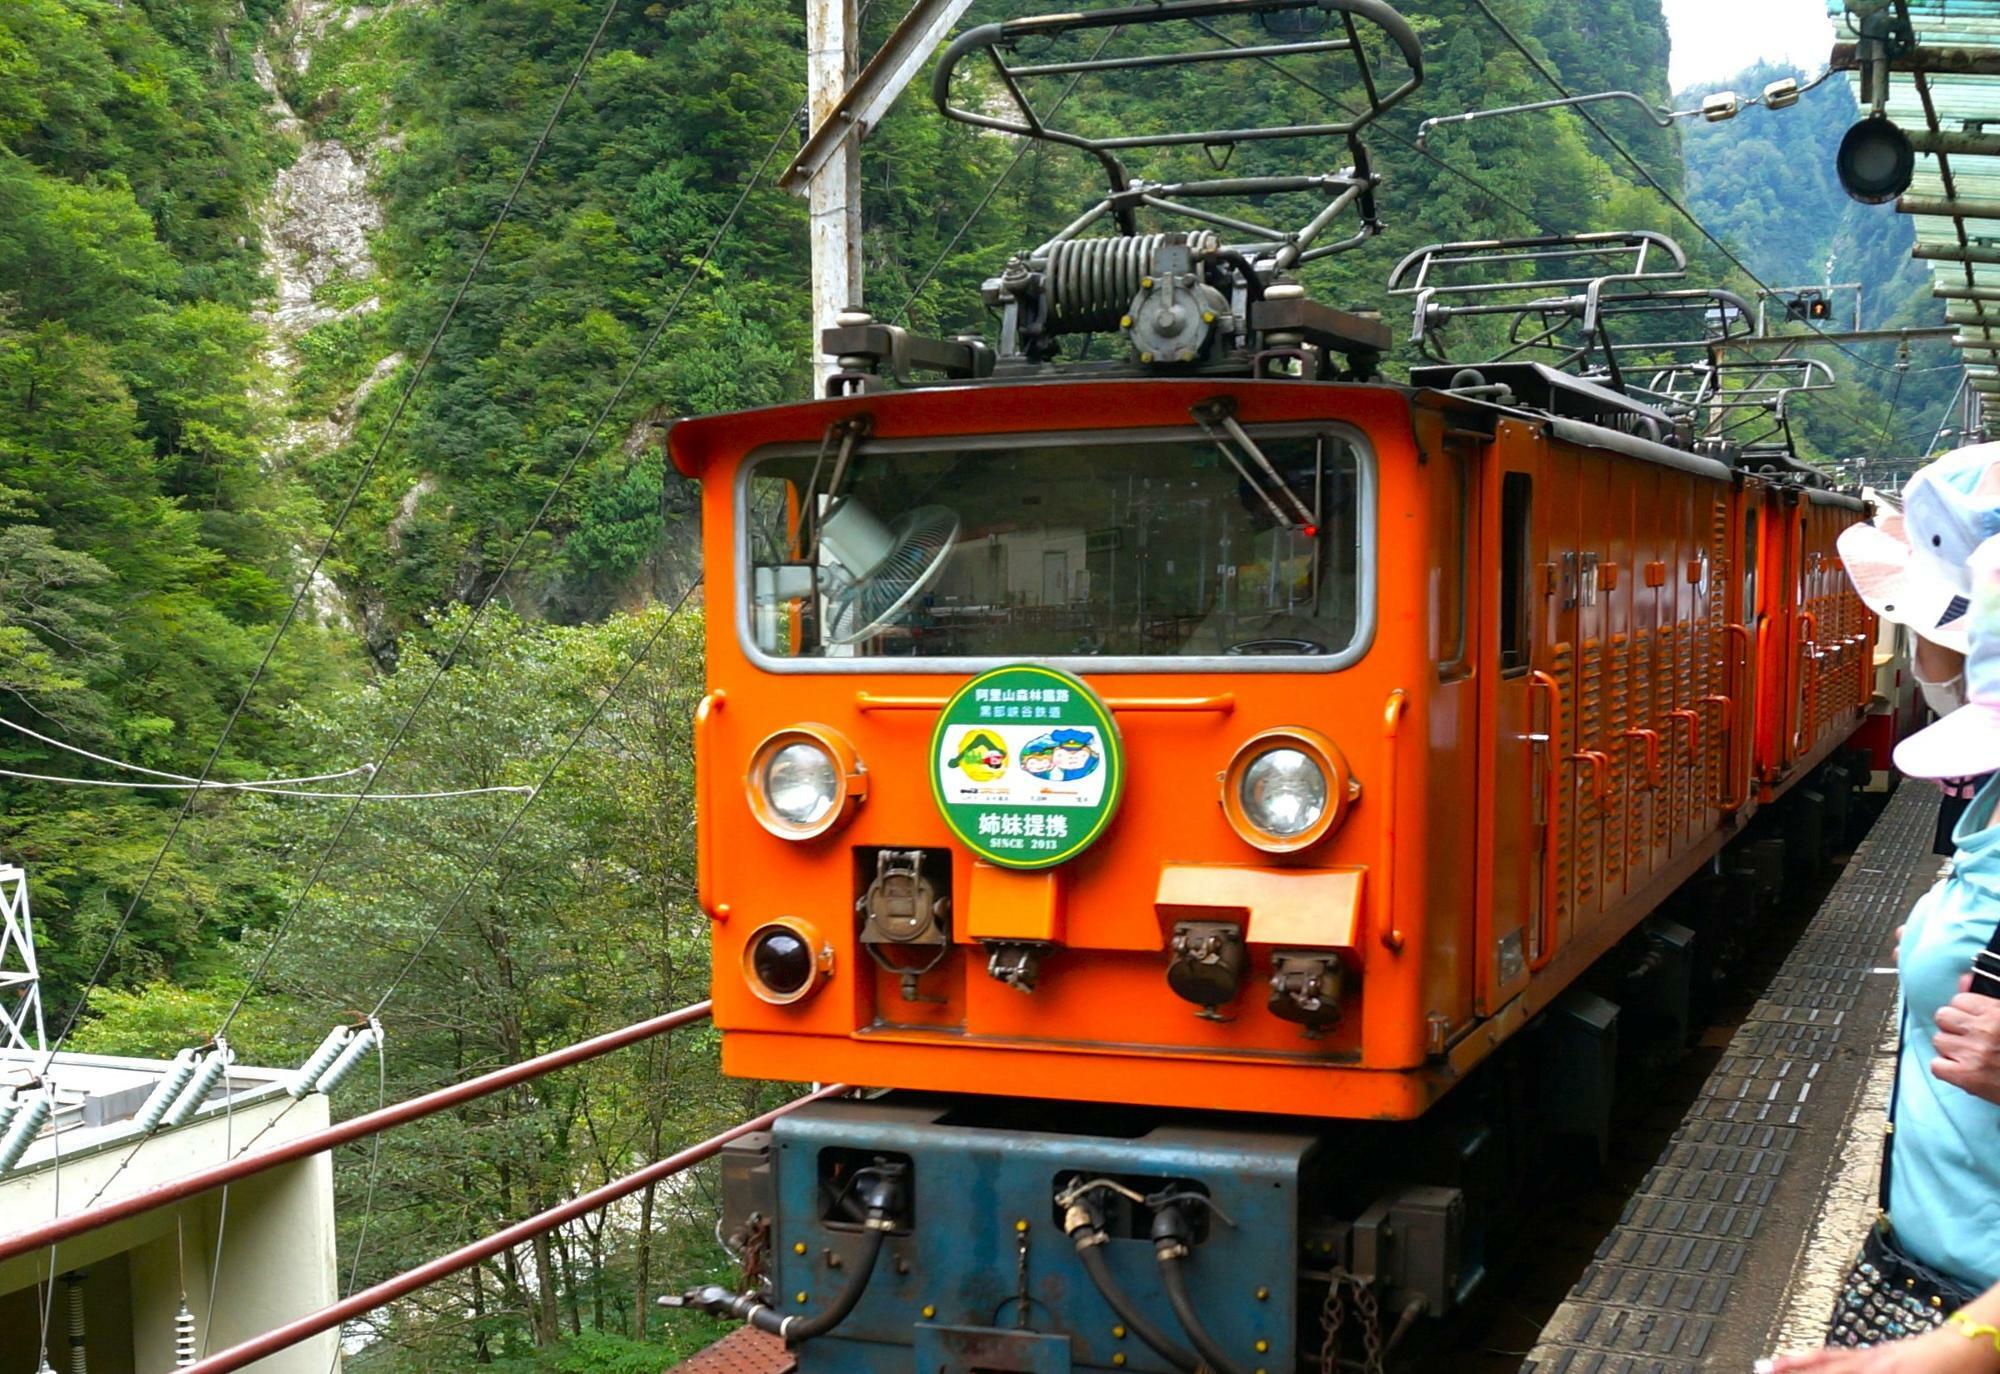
(1379, 690, 1407, 953)
(1620, 727, 1665, 792)
(0, 1002, 717, 1263)
(1667, 708, 1702, 762)
(1528, 670, 1562, 972)
(695, 691, 725, 919)
(1718, 623, 1754, 812)
(1570, 749, 1613, 810)
(855, 692, 1236, 713)
(176, 1084, 850, 1374)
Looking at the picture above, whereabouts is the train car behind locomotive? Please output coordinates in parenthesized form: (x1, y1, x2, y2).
(663, 3, 1881, 1368)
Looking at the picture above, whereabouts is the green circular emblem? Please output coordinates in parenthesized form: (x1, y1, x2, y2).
(929, 664, 1124, 870)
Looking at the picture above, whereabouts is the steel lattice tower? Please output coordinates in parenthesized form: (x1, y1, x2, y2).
(0, 864, 46, 1055)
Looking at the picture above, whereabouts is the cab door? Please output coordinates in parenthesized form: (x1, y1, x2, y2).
(1479, 421, 1546, 1011)
(1722, 482, 1759, 813)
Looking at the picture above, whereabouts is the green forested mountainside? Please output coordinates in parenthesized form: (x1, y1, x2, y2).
(293, 0, 1704, 643)
(0, 0, 1920, 1368)
(0, 0, 356, 1006)
(1681, 63, 1959, 474)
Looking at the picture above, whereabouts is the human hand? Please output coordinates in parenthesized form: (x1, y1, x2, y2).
(1933, 974, 2000, 1105)
(1763, 1325, 2000, 1372)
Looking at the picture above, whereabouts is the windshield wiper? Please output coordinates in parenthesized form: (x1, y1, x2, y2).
(799, 413, 872, 562)
(1191, 398, 1317, 535)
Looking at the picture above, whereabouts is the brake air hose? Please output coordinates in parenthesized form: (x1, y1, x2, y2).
(672, 1166, 902, 1346)
(692, 1225, 888, 1344)
(1154, 1207, 1253, 1374)
(1063, 1199, 1199, 1373)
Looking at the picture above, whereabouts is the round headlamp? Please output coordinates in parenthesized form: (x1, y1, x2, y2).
(767, 743, 837, 825)
(746, 726, 865, 839)
(742, 917, 833, 1005)
(1221, 729, 1356, 854)
(1242, 749, 1327, 836)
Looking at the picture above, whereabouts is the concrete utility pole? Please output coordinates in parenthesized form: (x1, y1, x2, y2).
(806, 0, 863, 395)
(790, 0, 980, 393)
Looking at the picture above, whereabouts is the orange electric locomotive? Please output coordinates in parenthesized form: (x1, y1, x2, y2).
(663, 4, 1881, 1369)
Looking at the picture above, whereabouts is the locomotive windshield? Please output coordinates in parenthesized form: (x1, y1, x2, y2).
(741, 430, 1367, 664)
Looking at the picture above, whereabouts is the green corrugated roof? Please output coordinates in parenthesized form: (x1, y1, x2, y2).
(1834, 2, 2000, 415)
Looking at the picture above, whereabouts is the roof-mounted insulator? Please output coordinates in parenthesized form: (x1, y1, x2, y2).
(173, 1300, 197, 1367)
(314, 1021, 380, 1095)
(160, 1043, 233, 1129)
(285, 1026, 355, 1100)
(66, 1271, 87, 1374)
(0, 1087, 21, 1140)
(133, 1048, 201, 1132)
(0, 1092, 52, 1171)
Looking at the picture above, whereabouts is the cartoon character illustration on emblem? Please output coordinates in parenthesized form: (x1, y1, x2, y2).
(1046, 728, 1101, 783)
(1019, 735, 1057, 780)
(947, 729, 1009, 783)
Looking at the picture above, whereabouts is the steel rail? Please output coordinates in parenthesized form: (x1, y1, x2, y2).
(178, 1084, 850, 1374)
(0, 1001, 714, 1263)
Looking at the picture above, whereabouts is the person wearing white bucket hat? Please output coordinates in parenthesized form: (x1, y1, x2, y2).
(1893, 440, 2000, 755)
(1904, 440, 2000, 602)
(1840, 503, 1977, 854)
(1770, 534, 2000, 1371)
(1838, 510, 1969, 665)
(1898, 533, 2000, 783)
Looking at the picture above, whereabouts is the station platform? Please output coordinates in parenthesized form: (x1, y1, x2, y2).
(1523, 780, 1941, 1374)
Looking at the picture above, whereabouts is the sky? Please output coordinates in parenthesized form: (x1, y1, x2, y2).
(1660, 0, 1839, 91)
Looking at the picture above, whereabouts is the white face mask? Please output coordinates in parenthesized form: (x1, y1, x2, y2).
(1921, 673, 1969, 719)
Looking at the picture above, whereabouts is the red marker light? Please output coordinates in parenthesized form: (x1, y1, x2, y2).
(1302, 524, 1319, 538)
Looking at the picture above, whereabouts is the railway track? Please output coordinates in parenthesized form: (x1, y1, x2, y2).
(1449, 783, 1931, 1372)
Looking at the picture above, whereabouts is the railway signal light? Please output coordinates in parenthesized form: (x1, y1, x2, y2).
(1837, 115, 1915, 205)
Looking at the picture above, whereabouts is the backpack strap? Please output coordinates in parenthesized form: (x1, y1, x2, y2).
(1881, 1004, 1904, 1215)
(1975, 916, 2000, 999)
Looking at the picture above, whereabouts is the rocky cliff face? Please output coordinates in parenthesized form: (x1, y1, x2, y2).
(252, 2, 417, 649)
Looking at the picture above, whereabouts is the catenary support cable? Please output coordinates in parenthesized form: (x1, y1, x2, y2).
(1466, 0, 1955, 381)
